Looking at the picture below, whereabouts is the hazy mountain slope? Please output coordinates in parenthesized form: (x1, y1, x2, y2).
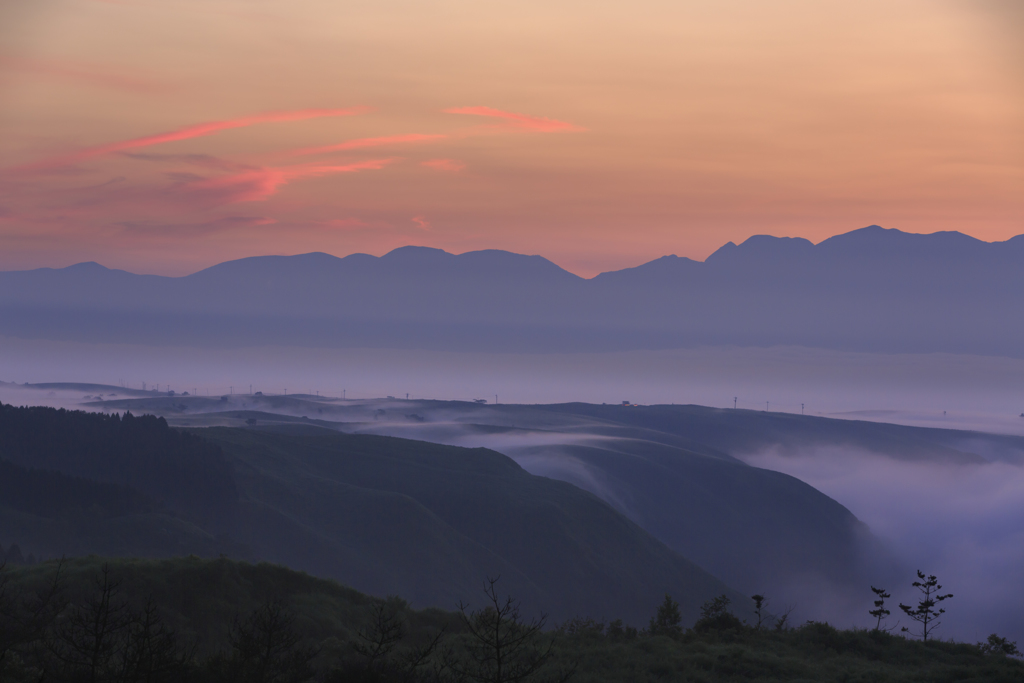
(1, 226, 1022, 355)
(199, 427, 740, 624)
(535, 403, 993, 464)
(40, 391, 1017, 607)
(337, 404, 883, 598)
(0, 403, 741, 625)
(137, 395, 1021, 600)
(506, 439, 870, 597)
(73, 393, 890, 601)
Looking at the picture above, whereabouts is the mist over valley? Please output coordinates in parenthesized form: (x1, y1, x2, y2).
(2, 376, 1022, 646)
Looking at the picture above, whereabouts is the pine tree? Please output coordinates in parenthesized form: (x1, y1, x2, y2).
(869, 586, 892, 632)
(443, 577, 573, 683)
(899, 571, 952, 642)
(648, 594, 682, 639)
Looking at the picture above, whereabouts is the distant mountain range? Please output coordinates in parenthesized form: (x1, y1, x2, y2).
(1, 225, 1021, 355)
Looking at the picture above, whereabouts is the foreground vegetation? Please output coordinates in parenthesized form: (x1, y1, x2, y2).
(0, 557, 1020, 683)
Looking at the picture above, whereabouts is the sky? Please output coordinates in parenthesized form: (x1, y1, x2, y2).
(1, 0, 1021, 277)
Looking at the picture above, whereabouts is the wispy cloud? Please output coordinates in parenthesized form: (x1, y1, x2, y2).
(412, 215, 431, 230)
(207, 215, 278, 228)
(182, 158, 396, 204)
(292, 133, 446, 156)
(420, 158, 465, 171)
(16, 107, 371, 172)
(444, 106, 584, 132)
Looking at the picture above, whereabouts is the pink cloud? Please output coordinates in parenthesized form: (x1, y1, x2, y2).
(17, 107, 372, 172)
(183, 158, 396, 204)
(411, 215, 431, 230)
(420, 158, 465, 171)
(443, 106, 584, 132)
(293, 133, 446, 156)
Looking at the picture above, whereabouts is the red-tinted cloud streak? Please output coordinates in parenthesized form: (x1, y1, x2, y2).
(184, 158, 396, 204)
(17, 107, 371, 172)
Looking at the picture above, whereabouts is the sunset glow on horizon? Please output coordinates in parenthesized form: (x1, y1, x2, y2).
(1, 0, 1021, 276)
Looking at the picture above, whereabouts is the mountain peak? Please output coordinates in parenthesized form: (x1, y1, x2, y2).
(66, 261, 111, 271)
(592, 254, 699, 284)
(816, 225, 987, 257)
(705, 234, 814, 265)
(382, 246, 452, 261)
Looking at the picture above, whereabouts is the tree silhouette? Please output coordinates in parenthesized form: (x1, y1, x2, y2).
(692, 595, 743, 634)
(868, 586, 892, 632)
(751, 595, 770, 630)
(47, 563, 134, 681)
(899, 571, 952, 642)
(648, 594, 682, 639)
(211, 600, 318, 683)
(444, 577, 572, 683)
(0, 558, 66, 678)
(978, 634, 1021, 658)
(349, 597, 444, 682)
(118, 599, 196, 683)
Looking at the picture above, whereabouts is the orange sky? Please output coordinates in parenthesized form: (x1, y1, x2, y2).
(0, 0, 1021, 276)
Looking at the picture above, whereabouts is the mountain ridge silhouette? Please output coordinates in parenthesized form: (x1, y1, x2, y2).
(1, 225, 1021, 355)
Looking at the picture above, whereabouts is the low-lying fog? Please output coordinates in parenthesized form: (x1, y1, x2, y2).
(2, 337, 1024, 642)
(737, 448, 1024, 644)
(344, 422, 1024, 643)
(3, 336, 1024, 434)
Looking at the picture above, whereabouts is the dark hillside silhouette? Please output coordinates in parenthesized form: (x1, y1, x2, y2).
(0, 403, 236, 518)
(0, 459, 154, 519)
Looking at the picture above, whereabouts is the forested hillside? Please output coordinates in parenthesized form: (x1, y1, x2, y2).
(0, 404, 236, 518)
